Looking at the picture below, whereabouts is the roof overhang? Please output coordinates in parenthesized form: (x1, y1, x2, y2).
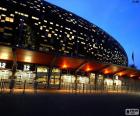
(0, 45, 140, 78)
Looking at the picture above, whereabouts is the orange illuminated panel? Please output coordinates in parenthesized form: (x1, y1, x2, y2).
(62, 63, 68, 69)
(86, 67, 92, 72)
(55, 56, 85, 70)
(116, 68, 140, 77)
(117, 72, 125, 77)
(104, 70, 110, 74)
(101, 65, 126, 75)
(83, 64, 94, 72)
(81, 61, 106, 72)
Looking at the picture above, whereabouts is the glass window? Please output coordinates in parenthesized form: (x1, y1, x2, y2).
(37, 67, 48, 72)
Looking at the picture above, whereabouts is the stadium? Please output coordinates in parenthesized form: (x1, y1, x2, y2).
(0, 0, 140, 92)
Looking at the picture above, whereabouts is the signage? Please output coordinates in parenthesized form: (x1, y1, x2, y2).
(17, 63, 35, 71)
(24, 65, 30, 71)
(0, 62, 6, 68)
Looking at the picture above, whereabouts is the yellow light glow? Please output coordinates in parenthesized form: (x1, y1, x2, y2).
(86, 68, 90, 72)
(118, 73, 122, 76)
(114, 80, 122, 86)
(0, 53, 9, 59)
(85, 66, 92, 72)
(78, 76, 89, 84)
(62, 64, 67, 69)
(104, 70, 109, 74)
(63, 75, 75, 83)
(24, 56, 32, 62)
(104, 79, 113, 86)
(115, 75, 119, 80)
(130, 75, 135, 77)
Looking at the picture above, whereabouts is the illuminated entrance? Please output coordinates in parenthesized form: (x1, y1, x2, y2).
(61, 74, 76, 90)
(15, 64, 35, 89)
(0, 61, 127, 92)
(50, 68, 61, 88)
(0, 62, 12, 80)
(0, 62, 12, 90)
(16, 70, 35, 89)
(0, 69, 12, 80)
(61, 74, 90, 91)
(36, 66, 48, 89)
(77, 76, 89, 91)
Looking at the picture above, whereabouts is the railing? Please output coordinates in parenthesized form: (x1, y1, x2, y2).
(1, 79, 140, 94)
(61, 82, 140, 94)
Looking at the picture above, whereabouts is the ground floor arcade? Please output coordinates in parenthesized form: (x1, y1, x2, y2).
(0, 61, 140, 93)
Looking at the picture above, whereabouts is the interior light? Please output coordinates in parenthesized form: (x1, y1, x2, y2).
(24, 56, 32, 62)
(0, 53, 9, 60)
(130, 75, 135, 77)
(118, 73, 122, 76)
(86, 67, 91, 72)
(62, 64, 67, 69)
(104, 70, 109, 74)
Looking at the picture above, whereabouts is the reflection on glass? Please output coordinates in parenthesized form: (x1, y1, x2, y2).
(0, 70, 12, 79)
(77, 76, 89, 84)
(114, 79, 122, 86)
(16, 70, 35, 82)
(61, 75, 76, 84)
(50, 68, 60, 87)
(90, 73, 95, 84)
(37, 66, 48, 72)
(104, 79, 113, 86)
(52, 68, 60, 73)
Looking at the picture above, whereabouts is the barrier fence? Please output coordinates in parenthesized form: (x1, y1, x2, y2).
(0, 79, 140, 94)
(61, 82, 140, 93)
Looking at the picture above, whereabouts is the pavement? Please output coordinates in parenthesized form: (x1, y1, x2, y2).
(0, 89, 140, 116)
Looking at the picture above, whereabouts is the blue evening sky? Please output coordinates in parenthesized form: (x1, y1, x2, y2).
(47, 0, 140, 69)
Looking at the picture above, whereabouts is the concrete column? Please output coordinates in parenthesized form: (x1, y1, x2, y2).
(94, 73, 98, 90)
(35, 65, 38, 80)
(102, 74, 105, 91)
(75, 74, 78, 91)
(58, 70, 62, 89)
(47, 67, 52, 89)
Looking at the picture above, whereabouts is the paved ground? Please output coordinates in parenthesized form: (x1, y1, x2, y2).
(0, 90, 140, 116)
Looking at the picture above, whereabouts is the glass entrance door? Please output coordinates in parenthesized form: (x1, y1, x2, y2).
(50, 68, 60, 88)
(61, 74, 76, 90)
(0, 69, 12, 90)
(36, 66, 48, 89)
(0, 69, 12, 80)
(15, 70, 35, 89)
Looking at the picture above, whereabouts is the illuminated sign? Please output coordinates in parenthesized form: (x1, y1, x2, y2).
(115, 75, 119, 80)
(0, 62, 6, 68)
(24, 65, 30, 71)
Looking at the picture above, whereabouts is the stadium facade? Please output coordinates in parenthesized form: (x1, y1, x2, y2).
(0, 0, 140, 92)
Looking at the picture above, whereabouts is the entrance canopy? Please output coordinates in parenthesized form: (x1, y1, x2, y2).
(0, 45, 140, 78)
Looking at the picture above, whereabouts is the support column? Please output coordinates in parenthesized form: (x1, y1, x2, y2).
(88, 73, 91, 84)
(47, 67, 52, 89)
(11, 47, 17, 79)
(35, 65, 38, 80)
(75, 73, 78, 91)
(58, 70, 62, 89)
(102, 74, 105, 91)
(94, 73, 98, 90)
